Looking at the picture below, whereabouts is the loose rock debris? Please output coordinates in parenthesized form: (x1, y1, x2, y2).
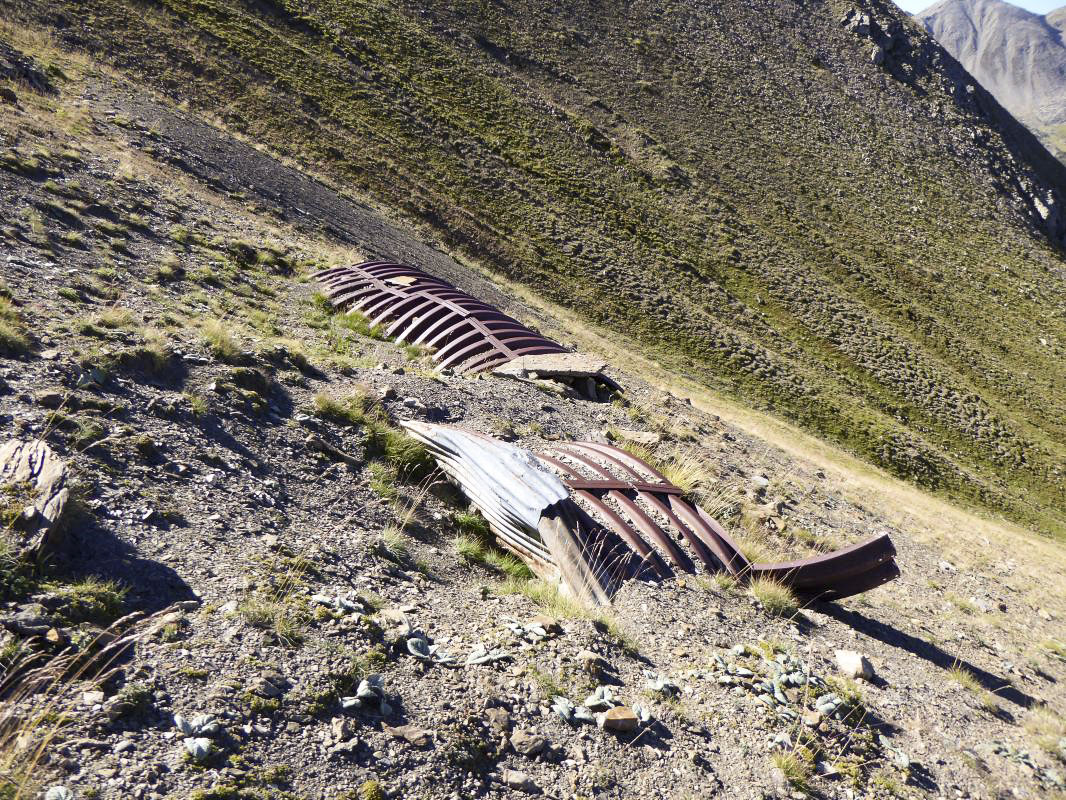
(402, 422, 900, 606)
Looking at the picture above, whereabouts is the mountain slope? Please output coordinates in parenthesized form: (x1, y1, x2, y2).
(1, 44, 1065, 799)
(8, 0, 1066, 537)
(917, 0, 1066, 160)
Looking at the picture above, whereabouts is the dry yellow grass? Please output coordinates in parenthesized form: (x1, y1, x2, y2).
(466, 267, 1066, 628)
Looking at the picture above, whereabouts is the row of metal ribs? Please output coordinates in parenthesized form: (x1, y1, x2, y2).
(542, 441, 899, 602)
(313, 261, 569, 375)
(318, 259, 900, 605)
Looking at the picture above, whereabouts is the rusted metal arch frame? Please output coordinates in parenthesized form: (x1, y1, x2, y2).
(314, 261, 568, 374)
(549, 447, 712, 566)
(542, 450, 700, 572)
(556, 443, 747, 575)
(537, 454, 675, 579)
(547, 442, 899, 601)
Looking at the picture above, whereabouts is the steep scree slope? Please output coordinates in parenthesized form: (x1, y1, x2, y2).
(9, 0, 1066, 537)
(917, 0, 1066, 160)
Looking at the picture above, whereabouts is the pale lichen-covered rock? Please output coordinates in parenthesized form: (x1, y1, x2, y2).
(0, 439, 71, 559)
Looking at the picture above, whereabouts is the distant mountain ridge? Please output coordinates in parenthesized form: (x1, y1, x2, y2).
(917, 0, 1066, 159)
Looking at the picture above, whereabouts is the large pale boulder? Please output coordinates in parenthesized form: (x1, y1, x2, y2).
(0, 439, 71, 559)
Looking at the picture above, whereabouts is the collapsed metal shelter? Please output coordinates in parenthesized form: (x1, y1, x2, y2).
(403, 422, 900, 607)
(313, 261, 570, 375)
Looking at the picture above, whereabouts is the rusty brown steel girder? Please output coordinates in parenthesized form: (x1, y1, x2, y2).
(541, 442, 899, 602)
(313, 261, 568, 374)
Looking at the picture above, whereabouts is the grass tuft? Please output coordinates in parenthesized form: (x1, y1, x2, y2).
(771, 750, 813, 794)
(201, 318, 245, 364)
(376, 526, 410, 565)
(748, 576, 798, 618)
(0, 297, 31, 356)
(947, 664, 982, 693)
(43, 576, 127, 625)
(1024, 706, 1066, 758)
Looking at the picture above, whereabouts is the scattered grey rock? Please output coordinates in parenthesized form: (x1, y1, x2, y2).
(500, 768, 538, 793)
(597, 706, 638, 732)
(33, 390, 65, 409)
(834, 650, 875, 681)
(331, 716, 355, 742)
(510, 729, 546, 756)
(384, 722, 432, 747)
(485, 706, 512, 733)
(250, 670, 290, 698)
(609, 428, 660, 446)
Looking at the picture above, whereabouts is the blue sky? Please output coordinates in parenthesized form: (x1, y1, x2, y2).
(895, 0, 1062, 11)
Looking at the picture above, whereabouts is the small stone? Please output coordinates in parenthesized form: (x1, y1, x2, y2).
(610, 428, 660, 446)
(330, 716, 355, 742)
(1, 439, 71, 559)
(802, 710, 822, 728)
(485, 707, 512, 733)
(83, 690, 105, 705)
(251, 670, 289, 698)
(383, 723, 432, 747)
(34, 391, 65, 409)
(834, 650, 875, 681)
(501, 769, 537, 793)
(528, 615, 562, 634)
(510, 729, 547, 756)
(598, 706, 639, 732)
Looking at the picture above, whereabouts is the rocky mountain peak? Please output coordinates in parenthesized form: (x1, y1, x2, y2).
(917, 0, 1066, 157)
